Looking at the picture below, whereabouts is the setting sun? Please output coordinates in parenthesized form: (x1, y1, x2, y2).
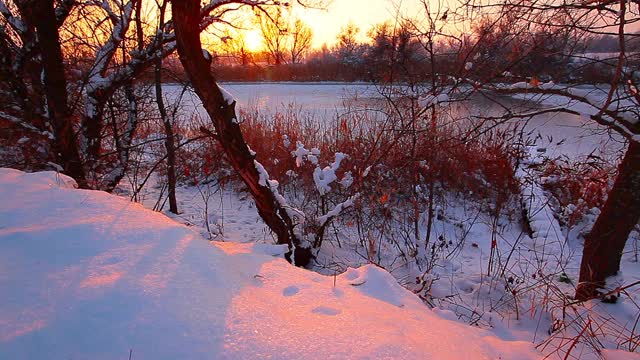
(243, 29, 264, 52)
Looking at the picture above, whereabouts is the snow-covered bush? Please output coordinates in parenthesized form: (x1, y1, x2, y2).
(187, 99, 527, 271)
(540, 157, 616, 229)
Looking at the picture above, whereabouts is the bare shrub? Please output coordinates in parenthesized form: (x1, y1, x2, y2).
(540, 157, 617, 229)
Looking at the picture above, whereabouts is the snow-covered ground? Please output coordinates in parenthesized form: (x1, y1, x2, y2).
(3, 82, 637, 358)
(118, 82, 639, 358)
(118, 81, 640, 354)
(0, 168, 547, 359)
(118, 151, 640, 359)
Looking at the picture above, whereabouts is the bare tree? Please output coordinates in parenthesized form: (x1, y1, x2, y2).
(289, 18, 312, 64)
(0, 0, 174, 189)
(152, 0, 178, 214)
(170, 0, 312, 266)
(0, 0, 261, 192)
(218, 29, 254, 65)
(336, 22, 362, 63)
(394, 0, 639, 301)
(457, 0, 640, 300)
(1, 0, 86, 185)
(258, 7, 288, 65)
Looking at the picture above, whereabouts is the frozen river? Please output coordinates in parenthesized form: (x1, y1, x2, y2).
(164, 82, 626, 160)
(167, 82, 377, 116)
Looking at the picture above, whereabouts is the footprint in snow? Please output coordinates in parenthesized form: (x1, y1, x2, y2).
(282, 285, 299, 297)
(454, 279, 476, 294)
(312, 306, 341, 316)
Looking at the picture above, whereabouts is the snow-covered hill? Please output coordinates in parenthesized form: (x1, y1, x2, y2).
(0, 168, 542, 359)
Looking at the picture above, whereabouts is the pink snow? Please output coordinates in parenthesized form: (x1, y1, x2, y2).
(0, 168, 541, 359)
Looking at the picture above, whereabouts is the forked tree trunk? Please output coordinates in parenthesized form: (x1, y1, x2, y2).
(170, 0, 309, 266)
(18, 0, 86, 187)
(575, 141, 640, 300)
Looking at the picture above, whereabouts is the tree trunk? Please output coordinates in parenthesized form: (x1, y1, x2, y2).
(19, 0, 86, 187)
(82, 93, 107, 178)
(170, 0, 309, 266)
(157, 74, 178, 214)
(154, 1, 178, 214)
(575, 141, 640, 300)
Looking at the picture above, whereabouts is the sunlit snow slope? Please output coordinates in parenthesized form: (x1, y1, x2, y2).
(0, 168, 540, 359)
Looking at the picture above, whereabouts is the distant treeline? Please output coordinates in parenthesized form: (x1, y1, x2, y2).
(585, 33, 640, 53)
(147, 23, 639, 84)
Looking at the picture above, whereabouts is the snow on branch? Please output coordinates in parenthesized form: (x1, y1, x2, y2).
(0, 1, 27, 35)
(85, 0, 227, 105)
(339, 171, 353, 188)
(0, 111, 53, 139)
(254, 160, 306, 223)
(292, 141, 319, 167)
(118, 41, 177, 86)
(83, 22, 176, 124)
(81, 1, 136, 154)
(313, 152, 347, 196)
(317, 194, 360, 228)
(217, 84, 236, 106)
(87, 1, 134, 92)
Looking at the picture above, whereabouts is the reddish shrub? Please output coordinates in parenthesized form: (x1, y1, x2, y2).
(540, 158, 616, 227)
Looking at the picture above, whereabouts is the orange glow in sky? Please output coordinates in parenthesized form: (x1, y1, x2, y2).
(231, 0, 438, 51)
(297, 0, 398, 47)
(295, 0, 419, 48)
(243, 29, 264, 52)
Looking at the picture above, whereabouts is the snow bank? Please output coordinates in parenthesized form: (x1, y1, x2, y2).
(602, 349, 640, 360)
(0, 169, 540, 359)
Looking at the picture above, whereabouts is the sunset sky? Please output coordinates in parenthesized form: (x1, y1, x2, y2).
(234, 0, 447, 51)
(231, 0, 632, 52)
(294, 0, 415, 48)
